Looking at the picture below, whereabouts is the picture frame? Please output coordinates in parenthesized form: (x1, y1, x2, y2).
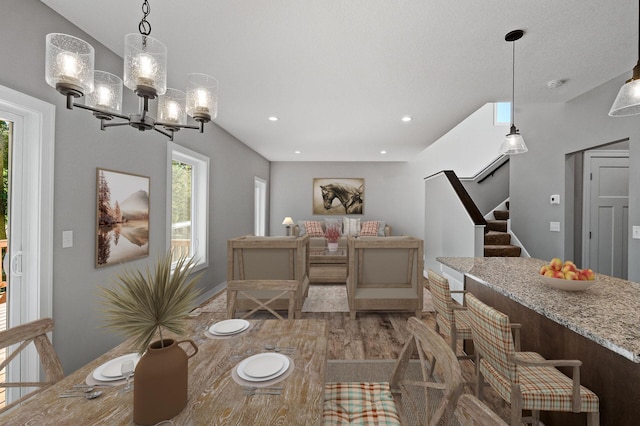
(312, 178, 364, 215)
(96, 168, 150, 268)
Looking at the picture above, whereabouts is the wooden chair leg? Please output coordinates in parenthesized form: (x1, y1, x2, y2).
(288, 291, 295, 319)
(510, 385, 523, 426)
(350, 310, 356, 320)
(587, 412, 599, 426)
(414, 309, 421, 319)
(227, 290, 238, 318)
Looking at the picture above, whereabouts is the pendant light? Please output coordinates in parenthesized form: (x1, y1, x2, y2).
(609, 0, 640, 116)
(500, 30, 528, 155)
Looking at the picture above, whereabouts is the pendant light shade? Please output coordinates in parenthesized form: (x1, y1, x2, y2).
(499, 30, 528, 155)
(609, 0, 640, 117)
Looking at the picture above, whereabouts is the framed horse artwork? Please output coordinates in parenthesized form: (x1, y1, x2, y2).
(313, 178, 364, 215)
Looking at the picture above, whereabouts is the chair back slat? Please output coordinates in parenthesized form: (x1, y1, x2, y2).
(0, 318, 64, 413)
(466, 294, 517, 382)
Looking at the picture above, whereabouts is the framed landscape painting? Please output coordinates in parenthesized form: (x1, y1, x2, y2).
(312, 178, 364, 215)
(96, 168, 150, 268)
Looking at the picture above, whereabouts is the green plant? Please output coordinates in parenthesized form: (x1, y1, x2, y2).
(99, 251, 202, 353)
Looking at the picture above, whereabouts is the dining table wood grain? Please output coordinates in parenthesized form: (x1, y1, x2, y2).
(0, 316, 329, 425)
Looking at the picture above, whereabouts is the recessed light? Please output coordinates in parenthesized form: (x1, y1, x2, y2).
(294, 150, 301, 154)
(268, 116, 279, 121)
(380, 150, 387, 154)
(401, 116, 412, 122)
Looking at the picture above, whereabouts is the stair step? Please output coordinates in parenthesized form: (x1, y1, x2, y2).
(493, 210, 510, 220)
(484, 231, 511, 245)
(484, 245, 522, 257)
(486, 220, 507, 232)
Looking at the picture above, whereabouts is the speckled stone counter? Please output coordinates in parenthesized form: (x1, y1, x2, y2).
(437, 257, 640, 425)
(437, 256, 640, 363)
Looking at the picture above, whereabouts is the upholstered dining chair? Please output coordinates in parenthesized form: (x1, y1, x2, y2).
(454, 394, 508, 426)
(426, 269, 474, 362)
(0, 317, 64, 413)
(227, 234, 310, 319)
(465, 293, 600, 426)
(323, 317, 464, 426)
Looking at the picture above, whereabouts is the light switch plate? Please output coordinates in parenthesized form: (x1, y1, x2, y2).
(633, 226, 640, 240)
(62, 230, 73, 248)
(550, 222, 560, 232)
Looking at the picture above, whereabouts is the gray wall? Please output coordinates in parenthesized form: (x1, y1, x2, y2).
(461, 162, 510, 216)
(1, 0, 269, 373)
(513, 75, 640, 281)
(270, 162, 423, 237)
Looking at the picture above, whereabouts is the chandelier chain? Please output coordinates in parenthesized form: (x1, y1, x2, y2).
(138, 0, 152, 36)
(511, 40, 516, 126)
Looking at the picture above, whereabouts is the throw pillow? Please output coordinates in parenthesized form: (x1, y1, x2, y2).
(360, 221, 380, 236)
(377, 220, 386, 236)
(304, 221, 325, 237)
(297, 220, 307, 236)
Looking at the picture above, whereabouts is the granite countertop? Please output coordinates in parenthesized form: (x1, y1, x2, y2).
(437, 257, 640, 363)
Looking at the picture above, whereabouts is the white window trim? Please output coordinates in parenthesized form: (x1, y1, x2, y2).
(166, 142, 209, 272)
(254, 176, 267, 236)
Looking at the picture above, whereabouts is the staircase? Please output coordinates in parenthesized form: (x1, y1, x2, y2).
(484, 203, 521, 257)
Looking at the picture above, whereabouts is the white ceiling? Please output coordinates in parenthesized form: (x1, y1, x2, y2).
(41, 0, 636, 161)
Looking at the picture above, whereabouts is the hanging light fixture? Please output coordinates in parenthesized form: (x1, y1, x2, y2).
(45, 0, 217, 141)
(609, 1, 640, 116)
(499, 30, 528, 155)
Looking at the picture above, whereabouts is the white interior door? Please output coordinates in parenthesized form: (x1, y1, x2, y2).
(583, 150, 629, 279)
(0, 85, 55, 404)
(254, 177, 267, 236)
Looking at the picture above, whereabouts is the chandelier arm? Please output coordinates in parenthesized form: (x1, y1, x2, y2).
(155, 122, 200, 131)
(72, 102, 129, 121)
(101, 121, 132, 129)
(152, 126, 174, 141)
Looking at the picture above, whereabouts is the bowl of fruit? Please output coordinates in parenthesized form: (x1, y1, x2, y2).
(538, 258, 596, 291)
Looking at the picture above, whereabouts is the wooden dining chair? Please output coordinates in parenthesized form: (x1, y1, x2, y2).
(454, 394, 508, 426)
(0, 317, 64, 413)
(323, 317, 464, 425)
(426, 269, 474, 362)
(465, 294, 600, 426)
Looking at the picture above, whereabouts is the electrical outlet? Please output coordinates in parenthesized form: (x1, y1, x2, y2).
(550, 194, 560, 205)
(550, 222, 560, 232)
(633, 226, 640, 240)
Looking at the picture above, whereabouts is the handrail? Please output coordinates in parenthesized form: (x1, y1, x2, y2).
(443, 171, 487, 228)
(477, 157, 509, 184)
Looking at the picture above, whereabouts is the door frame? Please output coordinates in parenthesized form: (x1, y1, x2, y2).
(581, 149, 630, 273)
(0, 84, 55, 400)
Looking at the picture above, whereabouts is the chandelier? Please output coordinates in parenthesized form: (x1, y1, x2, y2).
(45, 0, 217, 141)
(609, 0, 640, 117)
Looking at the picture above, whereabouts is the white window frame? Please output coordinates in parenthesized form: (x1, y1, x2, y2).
(254, 176, 267, 236)
(167, 142, 209, 272)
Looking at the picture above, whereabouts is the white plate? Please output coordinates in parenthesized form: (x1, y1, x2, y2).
(237, 353, 289, 382)
(209, 319, 250, 335)
(243, 354, 285, 378)
(93, 353, 140, 381)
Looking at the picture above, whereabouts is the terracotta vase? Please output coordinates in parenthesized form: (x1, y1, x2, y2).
(133, 338, 198, 425)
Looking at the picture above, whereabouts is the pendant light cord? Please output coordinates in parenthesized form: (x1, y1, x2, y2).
(511, 39, 516, 127)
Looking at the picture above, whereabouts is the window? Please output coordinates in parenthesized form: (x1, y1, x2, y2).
(254, 177, 267, 236)
(167, 142, 209, 271)
(494, 102, 511, 126)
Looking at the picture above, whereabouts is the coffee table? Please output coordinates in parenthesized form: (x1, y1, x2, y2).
(309, 247, 347, 283)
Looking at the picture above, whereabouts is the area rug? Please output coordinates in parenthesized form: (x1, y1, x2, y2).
(201, 284, 435, 314)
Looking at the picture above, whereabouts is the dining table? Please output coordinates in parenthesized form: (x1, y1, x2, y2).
(0, 313, 329, 425)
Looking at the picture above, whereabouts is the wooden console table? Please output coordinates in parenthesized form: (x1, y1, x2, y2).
(309, 247, 347, 283)
(438, 256, 640, 426)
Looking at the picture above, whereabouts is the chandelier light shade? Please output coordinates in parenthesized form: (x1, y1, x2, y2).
(186, 73, 218, 123)
(158, 89, 188, 128)
(609, 1, 640, 117)
(85, 71, 123, 116)
(45, 33, 95, 98)
(499, 29, 528, 155)
(123, 33, 167, 98)
(44, 0, 217, 141)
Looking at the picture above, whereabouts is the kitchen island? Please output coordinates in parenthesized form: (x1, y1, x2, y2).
(437, 256, 640, 425)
